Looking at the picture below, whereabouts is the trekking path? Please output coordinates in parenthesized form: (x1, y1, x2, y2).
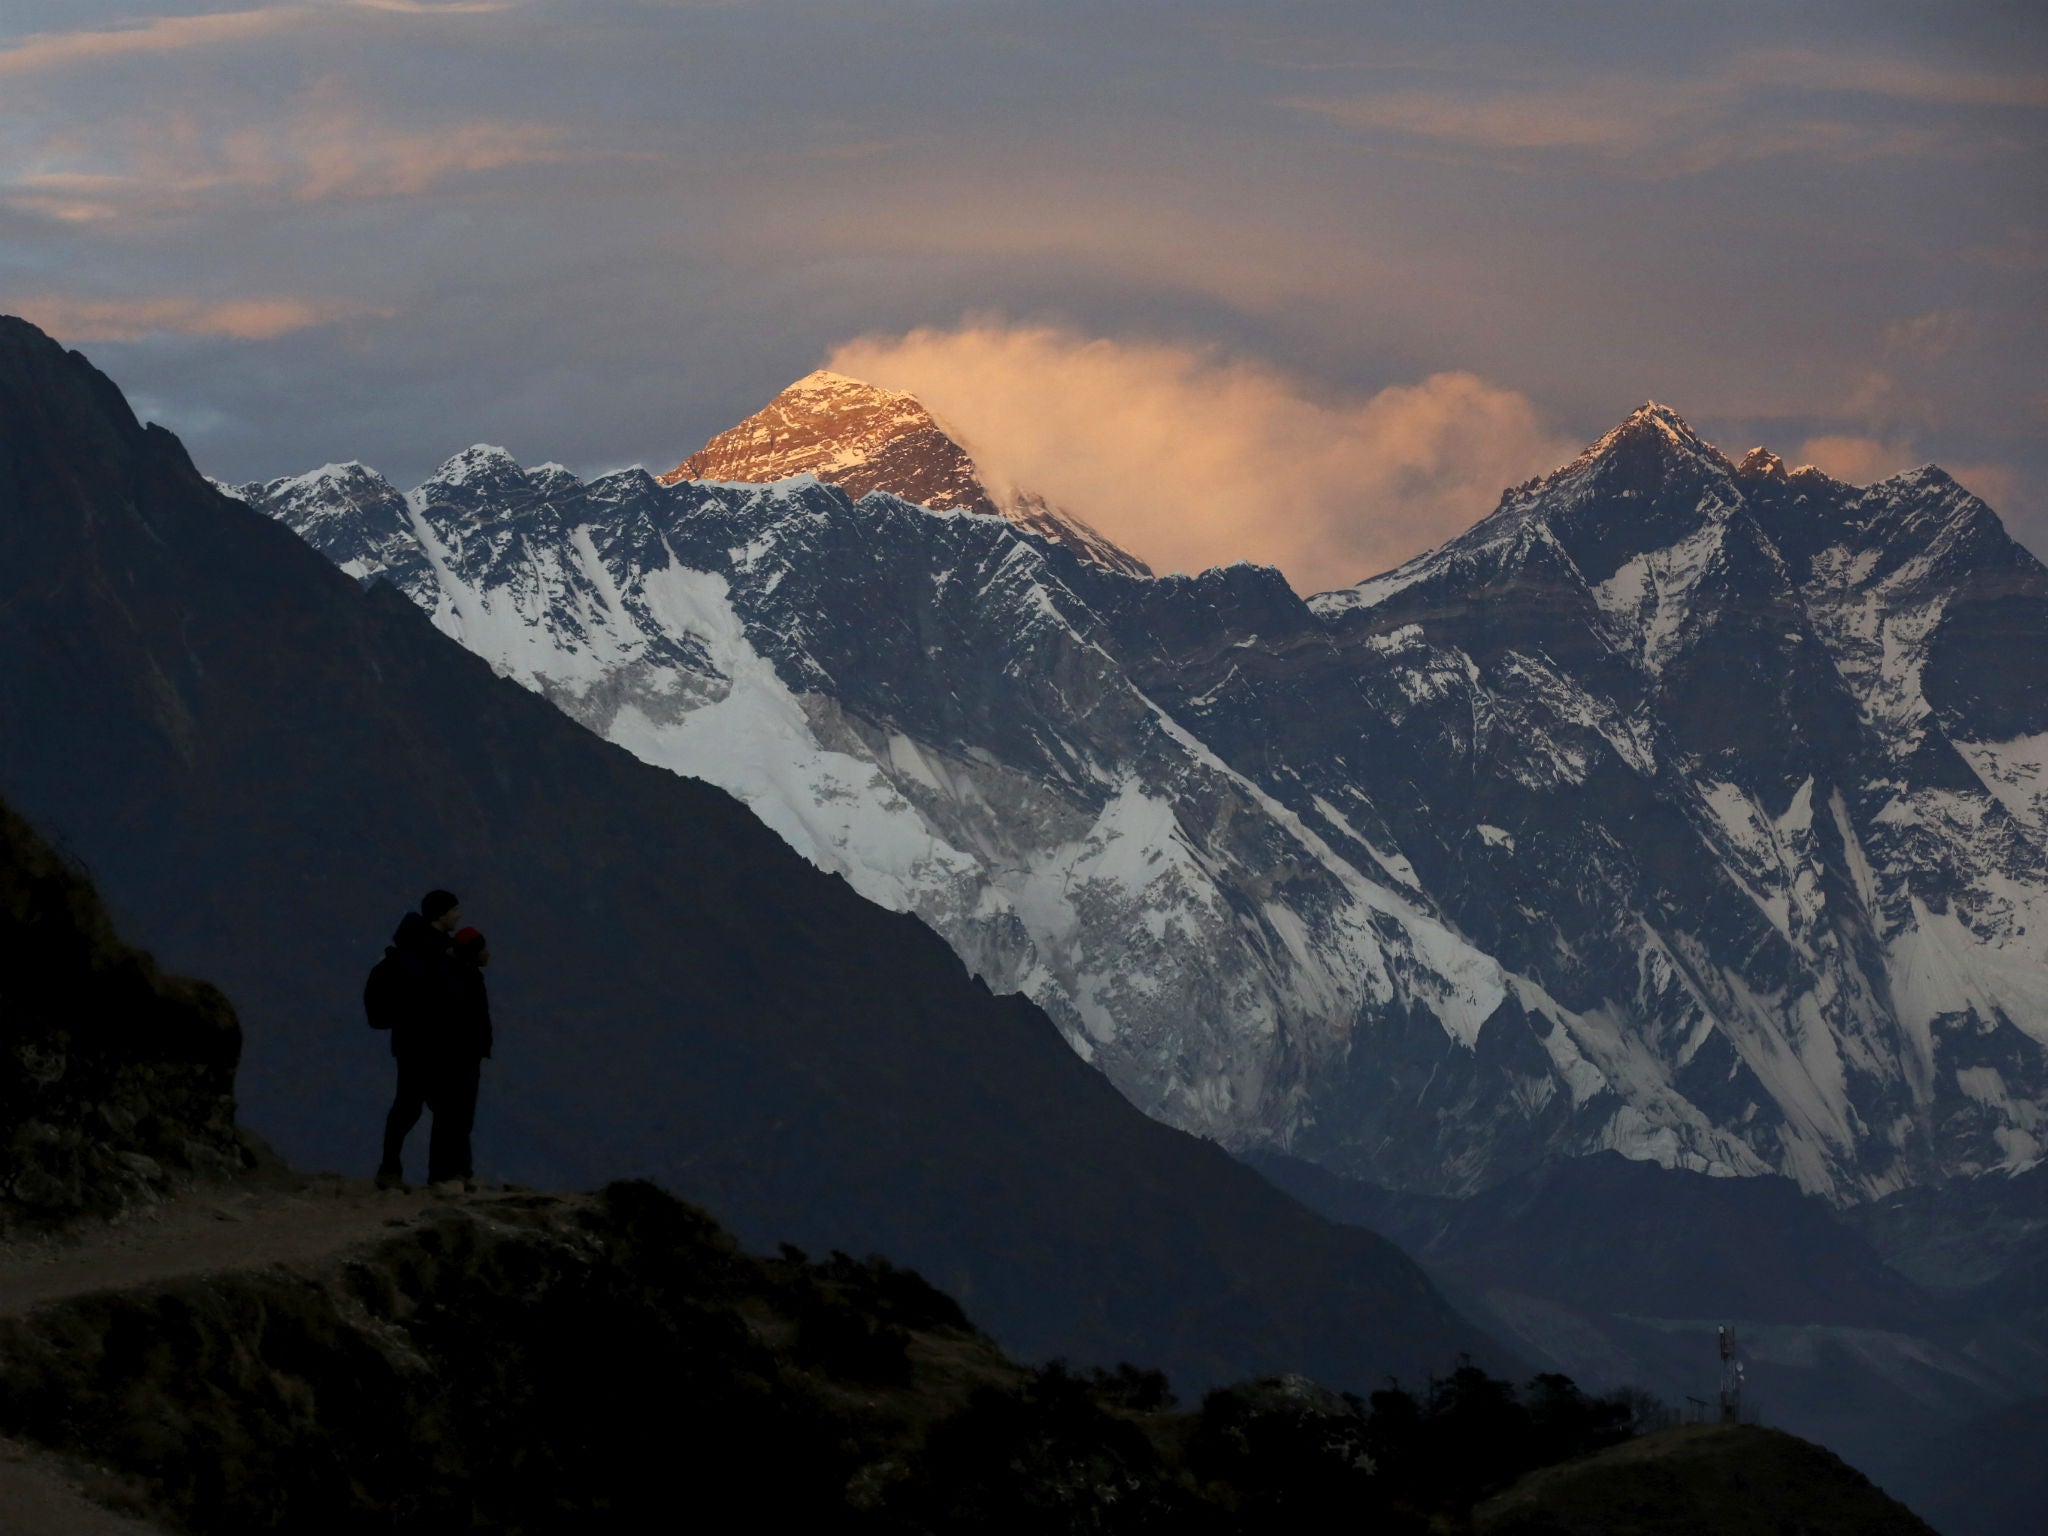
(0, 1171, 575, 1535)
(0, 1172, 507, 1321)
(0, 1437, 168, 1536)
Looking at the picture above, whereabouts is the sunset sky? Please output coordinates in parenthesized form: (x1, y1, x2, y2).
(2, 1, 2041, 593)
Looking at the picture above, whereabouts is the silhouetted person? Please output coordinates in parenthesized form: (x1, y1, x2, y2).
(375, 889, 469, 1191)
(432, 924, 494, 1187)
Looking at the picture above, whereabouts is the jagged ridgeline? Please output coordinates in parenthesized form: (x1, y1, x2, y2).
(0, 796, 248, 1228)
(0, 314, 1487, 1395)
(241, 376, 2048, 1206)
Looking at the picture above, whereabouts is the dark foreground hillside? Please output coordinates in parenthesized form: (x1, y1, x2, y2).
(1475, 1423, 1938, 1536)
(0, 798, 249, 1232)
(0, 1176, 1652, 1535)
(0, 787, 1933, 1536)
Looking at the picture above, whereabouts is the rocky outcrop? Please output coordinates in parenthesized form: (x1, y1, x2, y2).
(0, 796, 247, 1232)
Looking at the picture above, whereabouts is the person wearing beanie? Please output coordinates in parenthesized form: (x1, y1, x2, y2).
(374, 889, 474, 1193)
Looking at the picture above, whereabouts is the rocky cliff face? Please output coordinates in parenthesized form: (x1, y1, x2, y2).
(658, 368, 1151, 574)
(241, 399, 2048, 1206)
(0, 796, 246, 1231)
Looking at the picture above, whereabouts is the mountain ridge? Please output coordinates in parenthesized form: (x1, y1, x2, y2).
(239, 387, 2048, 1208)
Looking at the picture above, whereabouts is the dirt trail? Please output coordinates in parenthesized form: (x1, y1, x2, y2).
(0, 1174, 471, 1320)
(0, 1438, 169, 1536)
(0, 1173, 576, 1536)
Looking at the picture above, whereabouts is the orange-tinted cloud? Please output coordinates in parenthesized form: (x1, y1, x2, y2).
(14, 294, 386, 342)
(1795, 434, 1921, 484)
(1794, 433, 2018, 512)
(0, 3, 518, 76)
(3, 93, 575, 221)
(0, 10, 299, 75)
(827, 323, 1574, 595)
(281, 108, 571, 201)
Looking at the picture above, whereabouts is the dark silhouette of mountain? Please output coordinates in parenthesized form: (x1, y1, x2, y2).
(1474, 1423, 1937, 1536)
(0, 795, 250, 1231)
(0, 314, 1493, 1394)
(1249, 1148, 1933, 1329)
(1894, 1394, 2048, 1536)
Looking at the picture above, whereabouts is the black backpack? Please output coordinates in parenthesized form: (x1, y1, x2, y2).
(363, 947, 408, 1031)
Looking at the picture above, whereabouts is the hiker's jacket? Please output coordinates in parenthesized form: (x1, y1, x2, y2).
(387, 911, 459, 1059)
(452, 963, 494, 1061)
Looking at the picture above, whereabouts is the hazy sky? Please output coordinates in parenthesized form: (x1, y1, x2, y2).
(2, 1, 2041, 592)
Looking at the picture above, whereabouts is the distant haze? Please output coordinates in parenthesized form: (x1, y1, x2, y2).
(1, 1, 2040, 577)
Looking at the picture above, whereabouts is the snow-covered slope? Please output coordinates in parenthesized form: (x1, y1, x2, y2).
(237, 402, 2048, 1204)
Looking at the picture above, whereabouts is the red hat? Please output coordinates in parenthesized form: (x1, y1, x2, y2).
(452, 926, 486, 949)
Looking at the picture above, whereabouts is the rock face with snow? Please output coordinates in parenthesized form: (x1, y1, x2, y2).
(661, 370, 1151, 576)
(238, 402, 2048, 1205)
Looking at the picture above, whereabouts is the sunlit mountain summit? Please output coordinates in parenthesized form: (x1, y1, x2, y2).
(660, 368, 1150, 576)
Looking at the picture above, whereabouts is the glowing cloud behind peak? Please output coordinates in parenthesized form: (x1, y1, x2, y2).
(826, 324, 1575, 596)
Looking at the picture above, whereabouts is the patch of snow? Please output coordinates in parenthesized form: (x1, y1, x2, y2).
(1956, 733, 2048, 841)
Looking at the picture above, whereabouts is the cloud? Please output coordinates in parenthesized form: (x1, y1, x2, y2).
(3, 94, 577, 220)
(12, 293, 385, 341)
(350, 1, 519, 12)
(1882, 309, 1978, 364)
(280, 108, 572, 201)
(0, 2, 519, 75)
(1794, 433, 2019, 513)
(1732, 48, 2048, 110)
(826, 323, 1574, 595)
(1969, 228, 2048, 270)
(1794, 433, 1921, 485)
(0, 10, 300, 75)
(1287, 46, 2030, 177)
(773, 191, 1385, 318)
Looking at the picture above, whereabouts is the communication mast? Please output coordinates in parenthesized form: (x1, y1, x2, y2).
(1717, 1325, 1744, 1423)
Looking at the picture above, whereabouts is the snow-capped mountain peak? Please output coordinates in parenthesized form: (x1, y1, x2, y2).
(660, 370, 1151, 576)
(1567, 400, 1735, 481)
(1738, 446, 1789, 481)
(425, 443, 527, 489)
